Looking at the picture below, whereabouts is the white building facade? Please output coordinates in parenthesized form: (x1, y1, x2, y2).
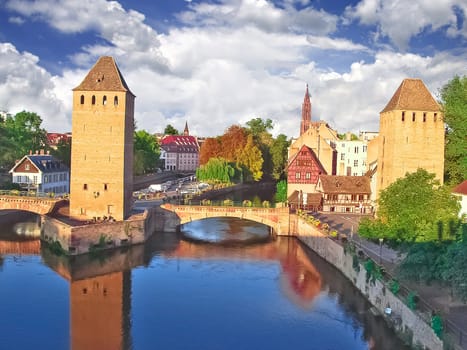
(9, 153, 70, 195)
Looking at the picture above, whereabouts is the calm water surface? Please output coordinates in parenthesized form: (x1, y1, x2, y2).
(0, 214, 409, 350)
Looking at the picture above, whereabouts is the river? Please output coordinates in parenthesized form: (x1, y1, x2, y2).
(0, 211, 409, 350)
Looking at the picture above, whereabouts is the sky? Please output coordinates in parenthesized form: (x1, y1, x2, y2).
(0, 0, 466, 138)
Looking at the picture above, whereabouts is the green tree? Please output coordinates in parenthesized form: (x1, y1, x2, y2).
(270, 134, 290, 180)
(245, 118, 274, 179)
(50, 139, 71, 168)
(245, 117, 273, 137)
(196, 157, 235, 183)
(164, 124, 179, 135)
(275, 180, 287, 203)
(3, 111, 47, 167)
(134, 130, 160, 175)
(359, 169, 460, 242)
(440, 75, 467, 184)
(237, 134, 263, 181)
(0, 123, 16, 170)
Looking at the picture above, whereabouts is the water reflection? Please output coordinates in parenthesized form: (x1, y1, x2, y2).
(182, 217, 271, 244)
(0, 217, 409, 350)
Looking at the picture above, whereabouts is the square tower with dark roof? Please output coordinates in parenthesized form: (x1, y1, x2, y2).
(70, 56, 134, 221)
(376, 78, 444, 196)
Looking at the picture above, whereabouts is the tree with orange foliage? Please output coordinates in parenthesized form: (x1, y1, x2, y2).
(220, 125, 248, 162)
(199, 137, 222, 165)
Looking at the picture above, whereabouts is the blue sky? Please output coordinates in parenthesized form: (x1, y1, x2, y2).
(0, 0, 466, 137)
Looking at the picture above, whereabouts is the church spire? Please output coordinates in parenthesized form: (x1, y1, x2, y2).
(183, 121, 189, 136)
(300, 84, 312, 135)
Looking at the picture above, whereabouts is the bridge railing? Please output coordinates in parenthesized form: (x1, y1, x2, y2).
(0, 190, 65, 199)
(167, 198, 278, 208)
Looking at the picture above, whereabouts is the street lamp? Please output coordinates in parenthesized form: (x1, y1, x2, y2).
(379, 238, 384, 265)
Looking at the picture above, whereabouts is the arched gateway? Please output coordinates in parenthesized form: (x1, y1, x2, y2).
(160, 203, 292, 235)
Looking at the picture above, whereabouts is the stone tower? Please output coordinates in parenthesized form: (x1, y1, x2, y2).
(300, 84, 312, 135)
(70, 56, 135, 221)
(376, 78, 444, 196)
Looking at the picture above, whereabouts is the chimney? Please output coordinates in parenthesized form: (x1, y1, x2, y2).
(47, 150, 50, 155)
(346, 132, 351, 141)
(35, 150, 39, 155)
(40, 149, 44, 155)
(29, 150, 32, 155)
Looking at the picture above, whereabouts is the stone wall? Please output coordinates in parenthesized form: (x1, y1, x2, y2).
(294, 216, 443, 350)
(42, 209, 158, 255)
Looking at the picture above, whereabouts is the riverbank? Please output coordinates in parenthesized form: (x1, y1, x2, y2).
(292, 215, 444, 350)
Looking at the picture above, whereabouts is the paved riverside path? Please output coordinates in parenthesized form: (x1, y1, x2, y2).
(313, 212, 467, 349)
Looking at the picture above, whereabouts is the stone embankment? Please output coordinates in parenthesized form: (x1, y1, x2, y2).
(292, 215, 443, 350)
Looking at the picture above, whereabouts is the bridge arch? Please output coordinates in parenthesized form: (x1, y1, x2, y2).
(160, 204, 291, 235)
(0, 196, 67, 215)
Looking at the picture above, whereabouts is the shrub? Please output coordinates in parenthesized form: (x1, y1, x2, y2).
(407, 291, 418, 310)
(389, 279, 400, 295)
(431, 314, 443, 338)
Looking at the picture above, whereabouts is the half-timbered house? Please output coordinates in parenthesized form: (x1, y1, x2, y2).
(316, 175, 372, 214)
(287, 144, 327, 198)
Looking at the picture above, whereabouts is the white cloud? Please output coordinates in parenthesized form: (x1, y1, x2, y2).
(344, 0, 467, 50)
(306, 35, 368, 51)
(6, 0, 169, 72)
(0, 43, 69, 132)
(177, 0, 338, 35)
(1, 0, 466, 141)
(8, 16, 25, 25)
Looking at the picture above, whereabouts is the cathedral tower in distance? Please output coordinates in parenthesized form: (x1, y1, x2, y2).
(376, 78, 444, 195)
(300, 84, 312, 135)
(70, 56, 135, 221)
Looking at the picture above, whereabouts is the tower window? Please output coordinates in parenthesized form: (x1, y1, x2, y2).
(423, 112, 426, 122)
(114, 96, 118, 106)
(80, 95, 85, 104)
(103, 96, 107, 105)
(104, 183, 108, 191)
(412, 112, 416, 122)
(402, 111, 405, 121)
(83, 184, 88, 190)
(434, 113, 437, 122)
(92, 95, 96, 105)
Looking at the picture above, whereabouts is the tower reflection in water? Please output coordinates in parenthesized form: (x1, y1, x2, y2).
(39, 228, 322, 350)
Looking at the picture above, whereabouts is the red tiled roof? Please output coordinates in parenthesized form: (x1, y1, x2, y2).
(381, 78, 440, 113)
(160, 135, 199, 153)
(73, 56, 134, 95)
(318, 175, 371, 194)
(453, 180, 467, 195)
(286, 144, 327, 175)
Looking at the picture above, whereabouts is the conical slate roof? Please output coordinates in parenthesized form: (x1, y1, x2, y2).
(73, 56, 134, 96)
(381, 78, 440, 113)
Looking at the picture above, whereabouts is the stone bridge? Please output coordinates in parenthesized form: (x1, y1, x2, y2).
(159, 203, 293, 235)
(0, 195, 66, 215)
